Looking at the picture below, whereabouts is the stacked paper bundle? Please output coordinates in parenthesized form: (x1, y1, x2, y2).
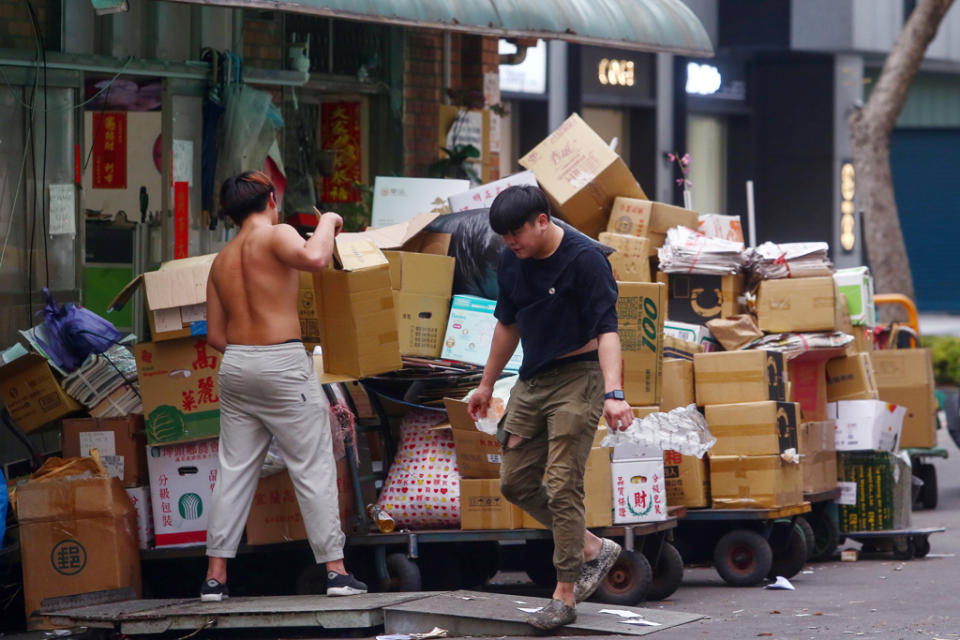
(62, 343, 142, 417)
(747, 241, 833, 279)
(657, 225, 745, 275)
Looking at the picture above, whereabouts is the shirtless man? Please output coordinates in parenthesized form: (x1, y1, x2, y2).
(200, 170, 367, 601)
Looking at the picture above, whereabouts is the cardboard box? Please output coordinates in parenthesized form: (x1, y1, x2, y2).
(442, 398, 504, 478)
(605, 197, 652, 238)
(17, 476, 141, 623)
(441, 295, 523, 370)
(447, 170, 539, 212)
(869, 349, 938, 448)
(834, 267, 876, 327)
(617, 282, 665, 406)
(664, 320, 721, 352)
(146, 439, 219, 548)
(826, 354, 879, 402)
(757, 277, 839, 333)
(709, 455, 802, 509)
(460, 479, 524, 530)
(245, 462, 356, 544)
(647, 203, 701, 253)
(598, 232, 651, 282)
(608, 200, 699, 255)
(660, 273, 744, 325)
(110, 254, 216, 342)
(334, 235, 390, 271)
(523, 446, 613, 528)
(298, 271, 323, 344)
(384, 250, 455, 296)
(798, 421, 838, 495)
(611, 457, 668, 523)
(661, 359, 695, 411)
(62, 416, 148, 487)
(135, 337, 221, 445)
(828, 400, 906, 452)
(384, 251, 455, 357)
(662, 335, 703, 361)
(664, 449, 710, 508)
(705, 401, 800, 456)
(837, 451, 910, 531)
(519, 113, 647, 238)
(694, 350, 786, 406)
(125, 486, 155, 550)
(0, 353, 81, 432)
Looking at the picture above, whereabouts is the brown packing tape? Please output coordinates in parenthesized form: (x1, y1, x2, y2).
(709, 456, 789, 473)
(696, 371, 767, 384)
(712, 495, 796, 508)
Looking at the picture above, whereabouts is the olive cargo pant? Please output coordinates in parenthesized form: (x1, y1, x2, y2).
(498, 360, 604, 583)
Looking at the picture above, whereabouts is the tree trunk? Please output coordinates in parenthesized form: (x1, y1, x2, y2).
(849, 0, 954, 311)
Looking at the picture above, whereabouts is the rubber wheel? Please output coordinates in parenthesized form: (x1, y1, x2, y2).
(382, 553, 422, 591)
(913, 535, 931, 558)
(806, 510, 840, 561)
(522, 539, 557, 588)
(795, 517, 815, 560)
(767, 523, 808, 580)
(892, 537, 916, 561)
(917, 463, 938, 510)
(593, 549, 652, 605)
(645, 542, 684, 601)
(713, 529, 773, 587)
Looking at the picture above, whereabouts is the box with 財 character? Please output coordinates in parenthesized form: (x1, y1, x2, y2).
(611, 456, 668, 524)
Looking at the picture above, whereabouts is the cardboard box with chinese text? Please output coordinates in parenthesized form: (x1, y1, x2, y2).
(705, 401, 799, 456)
(125, 486, 155, 550)
(611, 457, 668, 524)
(837, 451, 910, 531)
(757, 276, 840, 333)
(384, 250, 455, 357)
(460, 479, 524, 530)
(598, 232, 651, 282)
(62, 415, 148, 487)
(694, 350, 786, 406)
(869, 349, 938, 448)
(146, 439, 219, 548)
(664, 449, 709, 508)
(0, 353, 81, 432)
(617, 282, 665, 406)
(709, 454, 802, 509)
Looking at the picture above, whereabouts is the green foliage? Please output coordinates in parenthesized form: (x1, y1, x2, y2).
(428, 144, 481, 183)
(920, 335, 960, 386)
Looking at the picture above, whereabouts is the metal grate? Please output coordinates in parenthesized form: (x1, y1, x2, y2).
(284, 16, 387, 78)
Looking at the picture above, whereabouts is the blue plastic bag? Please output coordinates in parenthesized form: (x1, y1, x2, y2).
(35, 288, 126, 372)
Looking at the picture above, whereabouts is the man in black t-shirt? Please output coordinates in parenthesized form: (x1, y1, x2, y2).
(468, 186, 634, 631)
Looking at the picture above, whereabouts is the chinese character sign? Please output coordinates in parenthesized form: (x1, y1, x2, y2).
(321, 102, 362, 203)
(92, 112, 127, 189)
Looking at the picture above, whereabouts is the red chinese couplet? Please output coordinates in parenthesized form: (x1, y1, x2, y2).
(174, 181, 189, 259)
(92, 112, 127, 189)
(321, 101, 362, 203)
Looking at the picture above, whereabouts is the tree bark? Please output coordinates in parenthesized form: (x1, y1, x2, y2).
(849, 0, 954, 309)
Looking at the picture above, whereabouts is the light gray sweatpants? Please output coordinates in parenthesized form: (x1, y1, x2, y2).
(206, 342, 346, 563)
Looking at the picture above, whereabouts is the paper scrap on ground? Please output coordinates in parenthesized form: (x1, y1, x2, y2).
(765, 576, 796, 591)
(598, 609, 662, 626)
(517, 607, 542, 613)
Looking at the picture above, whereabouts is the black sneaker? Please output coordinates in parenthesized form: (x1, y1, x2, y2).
(326, 571, 368, 596)
(200, 578, 229, 602)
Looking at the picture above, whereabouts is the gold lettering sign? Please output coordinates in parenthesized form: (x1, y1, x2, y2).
(598, 58, 636, 87)
(840, 162, 856, 252)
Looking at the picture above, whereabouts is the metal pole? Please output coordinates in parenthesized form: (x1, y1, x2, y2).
(547, 40, 568, 131)
(746, 179, 757, 248)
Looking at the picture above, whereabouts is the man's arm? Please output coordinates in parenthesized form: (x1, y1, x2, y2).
(205, 277, 227, 353)
(597, 331, 635, 431)
(271, 210, 343, 272)
(467, 322, 520, 420)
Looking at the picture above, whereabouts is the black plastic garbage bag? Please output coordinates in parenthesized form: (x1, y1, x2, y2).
(425, 208, 613, 300)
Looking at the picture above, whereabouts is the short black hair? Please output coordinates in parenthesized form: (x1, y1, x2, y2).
(488, 185, 551, 235)
(219, 171, 274, 224)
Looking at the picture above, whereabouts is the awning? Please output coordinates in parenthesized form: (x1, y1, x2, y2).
(163, 0, 714, 57)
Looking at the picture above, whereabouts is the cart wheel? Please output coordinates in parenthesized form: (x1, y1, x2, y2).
(645, 542, 684, 601)
(795, 517, 815, 559)
(713, 529, 773, 587)
(594, 549, 652, 605)
(767, 523, 808, 580)
(912, 535, 931, 559)
(917, 464, 938, 510)
(522, 539, 557, 588)
(805, 510, 840, 561)
(892, 537, 916, 561)
(382, 553, 422, 592)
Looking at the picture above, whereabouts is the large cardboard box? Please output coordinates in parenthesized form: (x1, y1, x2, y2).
(0, 353, 81, 432)
(245, 461, 356, 544)
(833, 267, 876, 327)
(519, 113, 647, 237)
(660, 273, 743, 325)
(460, 479, 524, 530)
(598, 232, 651, 282)
(384, 250, 455, 357)
(837, 451, 910, 531)
(709, 455, 802, 509)
(605, 197, 652, 238)
(110, 254, 217, 342)
(442, 398, 503, 478)
(523, 447, 613, 528)
(694, 350, 786, 406)
(607, 199, 699, 255)
(828, 400, 905, 452)
(705, 401, 800, 456)
(798, 421, 838, 495)
(62, 416, 148, 487)
(869, 349, 938, 448)
(611, 457, 668, 524)
(664, 449, 709, 507)
(125, 486, 155, 550)
(441, 295, 523, 370)
(826, 353, 879, 402)
(146, 439, 219, 548)
(662, 335, 703, 361)
(384, 250, 455, 296)
(661, 359, 695, 411)
(757, 276, 839, 333)
(617, 282, 665, 405)
(647, 203, 701, 254)
(17, 475, 141, 624)
(134, 338, 221, 445)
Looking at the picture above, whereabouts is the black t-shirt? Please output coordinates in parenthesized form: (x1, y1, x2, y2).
(494, 229, 619, 379)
